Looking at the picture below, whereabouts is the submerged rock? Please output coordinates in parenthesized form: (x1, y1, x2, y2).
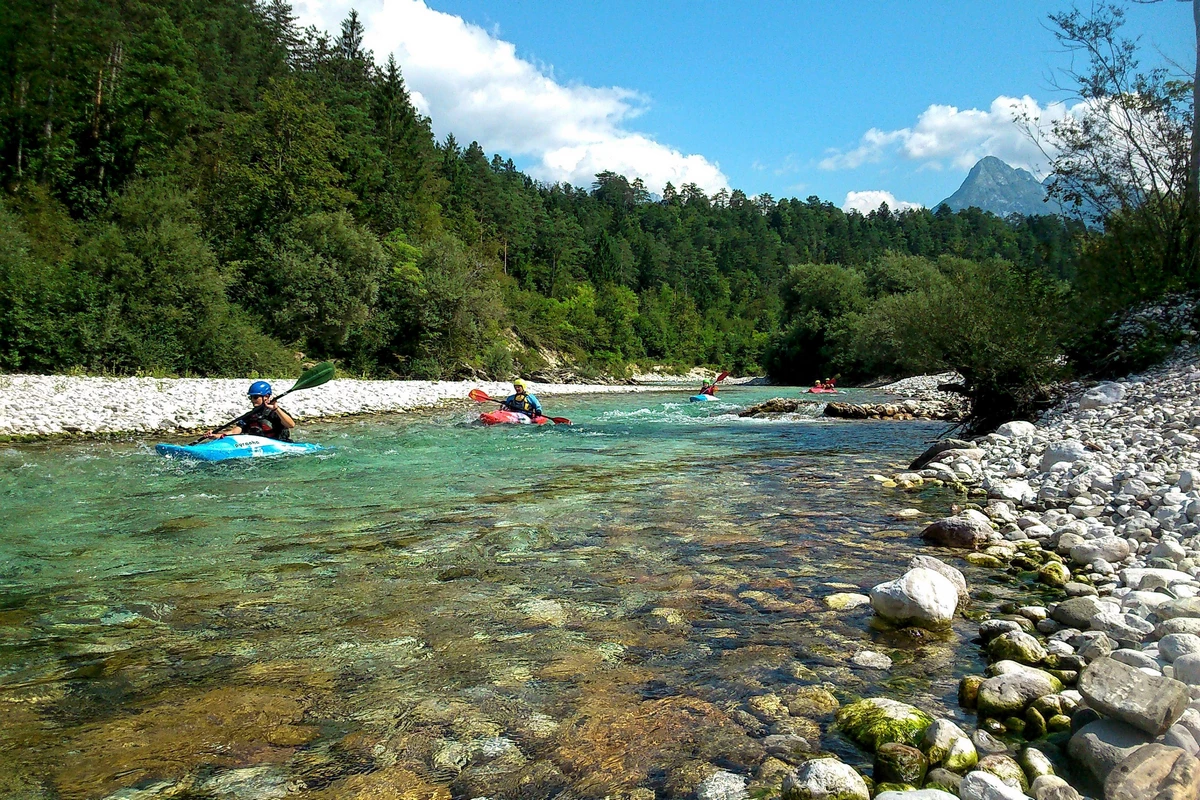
(874, 742, 927, 786)
(695, 770, 749, 800)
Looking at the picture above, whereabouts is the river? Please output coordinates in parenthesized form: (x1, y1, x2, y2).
(0, 386, 1015, 799)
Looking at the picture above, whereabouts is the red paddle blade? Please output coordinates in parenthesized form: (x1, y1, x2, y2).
(469, 389, 491, 402)
(715, 371, 730, 383)
(548, 417, 571, 425)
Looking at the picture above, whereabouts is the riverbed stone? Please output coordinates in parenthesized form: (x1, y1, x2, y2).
(874, 791, 956, 800)
(873, 742, 927, 786)
(836, 698, 933, 750)
(996, 420, 1036, 440)
(920, 515, 991, 550)
(1018, 746, 1055, 780)
(850, 650, 892, 670)
(1067, 719, 1154, 784)
(977, 668, 1063, 717)
(780, 758, 869, 800)
(782, 686, 840, 719)
(1030, 774, 1082, 800)
(908, 555, 970, 605)
(921, 719, 977, 773)
(1174, 654, 1200, 686)
(977, 754, 1028, 792)
(824, 592, 871, 611)
(1041, 440, 1088, 472)
(695, 770, 749, 800)
(1038, 561, 1071, 587)
(1158, 596, 1200, 621)
(1051, 596, 1106, 629)
(1159, 633, 1200, 663)
(987, 631, 1048, 665)
(1103, 742, 1200, 800)
(869, 568, 958, 629)
(1070, 537, 1130, 566)
(1078, 656, 1190, 735)
(1156, 618, 1200, 639)
(958, 769, 1028, 800)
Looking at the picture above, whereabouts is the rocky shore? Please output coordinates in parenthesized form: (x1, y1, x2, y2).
(0, 374, 668, 438)
(738, 371, 970, 421)
(782, 351, 1200, 800)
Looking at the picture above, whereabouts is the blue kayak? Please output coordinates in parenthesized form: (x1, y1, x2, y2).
(155, 434, 323, 462)
(689, 394, 713, 402)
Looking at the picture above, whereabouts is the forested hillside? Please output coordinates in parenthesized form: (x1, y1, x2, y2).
(1, 0, 1088, 383)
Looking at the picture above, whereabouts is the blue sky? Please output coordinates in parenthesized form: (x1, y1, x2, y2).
(294, 0, 1193, 211)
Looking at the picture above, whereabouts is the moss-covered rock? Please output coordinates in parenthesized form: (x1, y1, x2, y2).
(874, 742, 927, 786)
(986, 631, 1047, 665)
(923, 767, 962, 793)
(920, 719, 977, 773)
(977, 754, 1029, 793)
(1024, 706, 1047, 740)
(1038, 561, 1071, 587)
(783, 686, 840, 719)
(958, 675, 983, 710)
(836, 698, 933, 751)
(1047, 714, 1072, 733)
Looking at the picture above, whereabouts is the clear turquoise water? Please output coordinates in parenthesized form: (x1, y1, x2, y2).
(0, 387, 1001, 798)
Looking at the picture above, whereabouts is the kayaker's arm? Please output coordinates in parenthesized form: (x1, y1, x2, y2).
(266, 400, 295, 429)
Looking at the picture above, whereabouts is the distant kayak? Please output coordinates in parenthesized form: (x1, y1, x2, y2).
(805, 388, 840, 394)
(155, 434, 323, 462)
(689, 394, 714, 402)
(479, 410, 551, 425)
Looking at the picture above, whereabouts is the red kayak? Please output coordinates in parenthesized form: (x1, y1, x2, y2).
(479, 410, 552, 425)
(806, 388, 839, 394)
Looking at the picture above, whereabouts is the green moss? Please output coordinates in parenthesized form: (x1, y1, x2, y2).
(836, 698, 933, 751)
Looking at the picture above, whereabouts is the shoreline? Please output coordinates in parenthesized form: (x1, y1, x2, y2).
(0, 374, 701, 440)
(826, 349, 1200, 800)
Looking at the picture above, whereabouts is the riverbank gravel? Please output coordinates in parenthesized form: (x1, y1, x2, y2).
(0, 374, 670, 437)
(852, 348, 1200, 798)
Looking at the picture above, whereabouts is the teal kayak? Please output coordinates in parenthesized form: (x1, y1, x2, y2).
(689, 394, 712, 402)
(155, 434, 323, 462)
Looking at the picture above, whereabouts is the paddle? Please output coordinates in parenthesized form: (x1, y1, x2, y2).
(697, 370, 730, 396)
(469, 388, 571, 425)
(195, 361, 336, 443)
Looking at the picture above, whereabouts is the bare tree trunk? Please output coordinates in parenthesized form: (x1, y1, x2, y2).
(1191, 0, 1200, 273)
(16, 77, 27, 178)
(42, 1, 58, 174)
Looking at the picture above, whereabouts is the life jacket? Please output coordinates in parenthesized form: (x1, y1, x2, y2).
(239, 408, 290, 440)
(502, 393, 542, 417)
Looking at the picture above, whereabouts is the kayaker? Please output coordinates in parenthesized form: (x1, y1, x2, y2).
(499, 379, 543, 419)
(699, 380, 717, 396)
(205, 381, 295, 440)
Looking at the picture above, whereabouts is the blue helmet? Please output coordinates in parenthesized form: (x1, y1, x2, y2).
(248, 380, 272, 398)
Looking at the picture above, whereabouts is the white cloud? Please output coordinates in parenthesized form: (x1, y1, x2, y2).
(822, 95, 1080, 176)
(292, 0, 728, 194)
(841, 191, 922, 215)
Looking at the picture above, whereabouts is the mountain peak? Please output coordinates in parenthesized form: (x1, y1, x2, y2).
(939, 157, 1060, 217)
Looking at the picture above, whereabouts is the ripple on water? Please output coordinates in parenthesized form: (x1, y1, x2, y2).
(0, 390, 989, 797)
